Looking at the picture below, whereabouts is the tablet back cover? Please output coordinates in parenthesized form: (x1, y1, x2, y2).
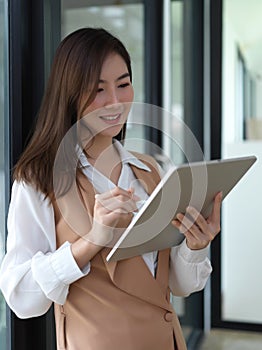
(106, 155, 256, 262)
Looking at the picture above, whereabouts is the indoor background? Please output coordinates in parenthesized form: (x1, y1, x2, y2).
(0, 0, 262, 349)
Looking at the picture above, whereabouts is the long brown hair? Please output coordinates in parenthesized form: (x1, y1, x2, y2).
(14, 28, 132, 198)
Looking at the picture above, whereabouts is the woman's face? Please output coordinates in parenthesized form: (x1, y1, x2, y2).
(80, 53, 134, 139)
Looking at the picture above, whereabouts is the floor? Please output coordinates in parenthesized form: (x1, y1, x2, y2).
(199, 329, 262, 350)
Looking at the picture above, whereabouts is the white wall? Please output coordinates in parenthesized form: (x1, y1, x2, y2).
(222, 142, 262, 323)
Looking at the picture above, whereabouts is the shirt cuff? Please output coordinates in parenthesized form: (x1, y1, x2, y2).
(174, 239, 210, 264)
(50, 242, 91, 284)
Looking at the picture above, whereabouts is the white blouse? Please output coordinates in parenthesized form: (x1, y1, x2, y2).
(0, 142, 212, 319)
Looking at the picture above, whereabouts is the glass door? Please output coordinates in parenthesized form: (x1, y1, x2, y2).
(0, 0, 10, 349)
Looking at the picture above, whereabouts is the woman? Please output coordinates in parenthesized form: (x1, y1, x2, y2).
(0, 28, 222, 350)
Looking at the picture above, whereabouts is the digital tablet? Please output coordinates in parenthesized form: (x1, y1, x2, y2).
(106, 155, 257, 262)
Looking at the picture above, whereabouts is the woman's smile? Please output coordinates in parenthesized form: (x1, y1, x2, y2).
(99, 113, 121, 124)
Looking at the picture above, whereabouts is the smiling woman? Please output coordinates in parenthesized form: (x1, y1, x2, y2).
(0, 27, 222, 350)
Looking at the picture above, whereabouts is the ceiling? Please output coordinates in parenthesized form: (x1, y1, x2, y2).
(225, 0, 262, 78)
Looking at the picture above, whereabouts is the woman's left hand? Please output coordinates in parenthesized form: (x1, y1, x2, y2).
(172, 192, 223, 250)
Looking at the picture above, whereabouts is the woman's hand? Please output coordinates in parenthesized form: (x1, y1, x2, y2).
(89, 187, 139, 246)
(172, 192, 223, 250)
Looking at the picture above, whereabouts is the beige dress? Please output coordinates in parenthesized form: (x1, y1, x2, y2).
(53, 153, 187, 350)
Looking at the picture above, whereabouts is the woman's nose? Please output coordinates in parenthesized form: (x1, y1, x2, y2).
(105, 88, 119, 105)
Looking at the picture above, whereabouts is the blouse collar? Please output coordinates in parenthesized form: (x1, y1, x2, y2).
(78, 140, 151, 172)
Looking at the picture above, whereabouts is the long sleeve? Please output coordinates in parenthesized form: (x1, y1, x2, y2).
(169, 239, 212, 296)
(0, 181, 90, 319)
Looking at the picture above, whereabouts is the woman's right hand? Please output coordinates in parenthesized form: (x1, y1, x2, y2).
(71, 187, 139, 269)
(89, 187, 140, 246)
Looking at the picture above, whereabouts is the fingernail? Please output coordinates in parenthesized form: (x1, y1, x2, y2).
(173, 221, 179, 227)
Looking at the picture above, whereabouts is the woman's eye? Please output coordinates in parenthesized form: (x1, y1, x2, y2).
(97, 88, 104, 93)
(118, 82, 130, 88)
